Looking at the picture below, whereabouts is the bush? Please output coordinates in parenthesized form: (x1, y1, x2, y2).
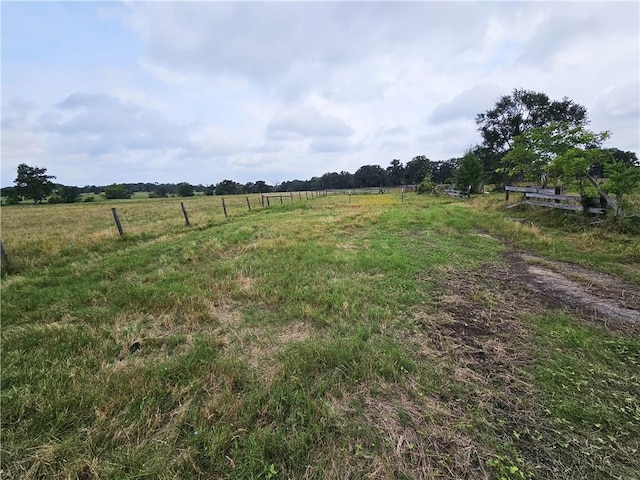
(104, 184, 132, 200)
(47, 196, 63, 204)
(83, 196, 95, 202)
(176, 183, 195, 197)
(417, 177, 436, 195)
(3, 195, 21, 205)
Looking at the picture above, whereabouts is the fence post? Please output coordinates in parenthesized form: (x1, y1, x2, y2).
(111, 207, 125, 236)
(280, 195, 283, 205)
(266, 196, 270, 207)
(290, 193, 294, 204)
(298, 192, 302, 200)
(221, 198, 228, 218)
(261, 195, 265, 207)
(180, 202, 191, 226)
(306, 191, 309, 200)
(505, 188, 510, 202)
(246, 196, 251, 211)
(401, 188, 405, 203)
(1, 240, 10, 271)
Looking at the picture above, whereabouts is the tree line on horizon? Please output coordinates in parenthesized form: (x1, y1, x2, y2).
(3, 88, 638, 205)
(1, 156, 457, 204)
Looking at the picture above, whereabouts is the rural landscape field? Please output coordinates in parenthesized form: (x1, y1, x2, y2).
(1, 192, 638, 479)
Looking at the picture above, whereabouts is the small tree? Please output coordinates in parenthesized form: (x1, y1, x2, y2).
(501, 123, 609, 187)
(215, 180, 242, 195)
(104, 184, 132, 199)
(453, 151, 484, 194)
(550, 147, 609, 197)
(603, 161, 640, 214)
(14, 164, 56, 203)
(60, 186, 80, 203)
(176, 182, 195, 197)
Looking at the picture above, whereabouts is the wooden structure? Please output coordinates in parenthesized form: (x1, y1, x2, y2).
(505, 182, 620, 216)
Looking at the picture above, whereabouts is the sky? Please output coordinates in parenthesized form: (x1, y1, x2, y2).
(1, 1, 639, 187)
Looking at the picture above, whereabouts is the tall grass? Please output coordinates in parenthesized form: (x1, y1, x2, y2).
(1, 192, 638, 479)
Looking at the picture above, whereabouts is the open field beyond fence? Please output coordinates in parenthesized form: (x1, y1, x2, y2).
(1, 193, 639, 479)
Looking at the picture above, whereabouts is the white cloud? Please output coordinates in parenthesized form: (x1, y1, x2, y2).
(309, 137, 355, 154)
(39, 93, 190, 154)
(429, 84, 503, 124)
(267, 106, 354, 140)
(1, 2, 638, 186)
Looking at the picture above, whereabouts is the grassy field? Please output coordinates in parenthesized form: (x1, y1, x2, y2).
(1, 193, 638, 479)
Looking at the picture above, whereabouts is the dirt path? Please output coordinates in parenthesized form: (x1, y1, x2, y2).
(505, 252, 640, 327)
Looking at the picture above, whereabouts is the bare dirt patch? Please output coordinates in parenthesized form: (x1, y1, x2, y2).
(507, 252, 640, 327)
(407, 246, 639, 478)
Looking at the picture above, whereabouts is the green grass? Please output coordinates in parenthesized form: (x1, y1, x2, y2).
(2, 193, 638, 479)
(465, 193, 640, 283)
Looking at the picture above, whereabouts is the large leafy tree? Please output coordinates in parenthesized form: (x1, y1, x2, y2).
(215, 179, 242, 195)
(14, 164, 56, 203)
(404, 156, 430, 184)
(353, 165, 387, 188)
(476, 89, 588, 181)
(386, 159, 405, 186)
(476, 89, 588, 155)
(430, 159, 457, 185)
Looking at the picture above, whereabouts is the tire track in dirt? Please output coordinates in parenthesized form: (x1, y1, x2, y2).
(506, 252, 640, 327)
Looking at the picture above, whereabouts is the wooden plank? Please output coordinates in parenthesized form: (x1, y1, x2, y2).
(587, 174, 621, 216)
(523, 200, 605, 214)
(505, 186, 555, 194)
(524, 192, 581, 202)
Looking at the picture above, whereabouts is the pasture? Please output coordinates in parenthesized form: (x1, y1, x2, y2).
(1, 193, 639, 479)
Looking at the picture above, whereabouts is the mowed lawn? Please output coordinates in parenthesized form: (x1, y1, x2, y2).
(1, 193, 638, 479)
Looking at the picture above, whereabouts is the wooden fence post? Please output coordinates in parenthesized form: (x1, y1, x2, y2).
(221, 198, 228, 218)
(290, 193, 294, 204)
(1, 240, 10, 271)
(266, 196, 270, 207)
(280, 195, 283, 205)
(555, 186, 562, 204)
(261, 195, 265, 207)
(306, 191, 309, 200)
(246, 196, 251, 211)
(298, 192, 302, 200)
(180, 202, 191, 226)
(401, 188, 405, 203)
(111, 207, 125, 236)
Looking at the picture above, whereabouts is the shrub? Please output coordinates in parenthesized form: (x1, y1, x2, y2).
(104, 184, 132, 199)
(417, 177, 436, 195)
